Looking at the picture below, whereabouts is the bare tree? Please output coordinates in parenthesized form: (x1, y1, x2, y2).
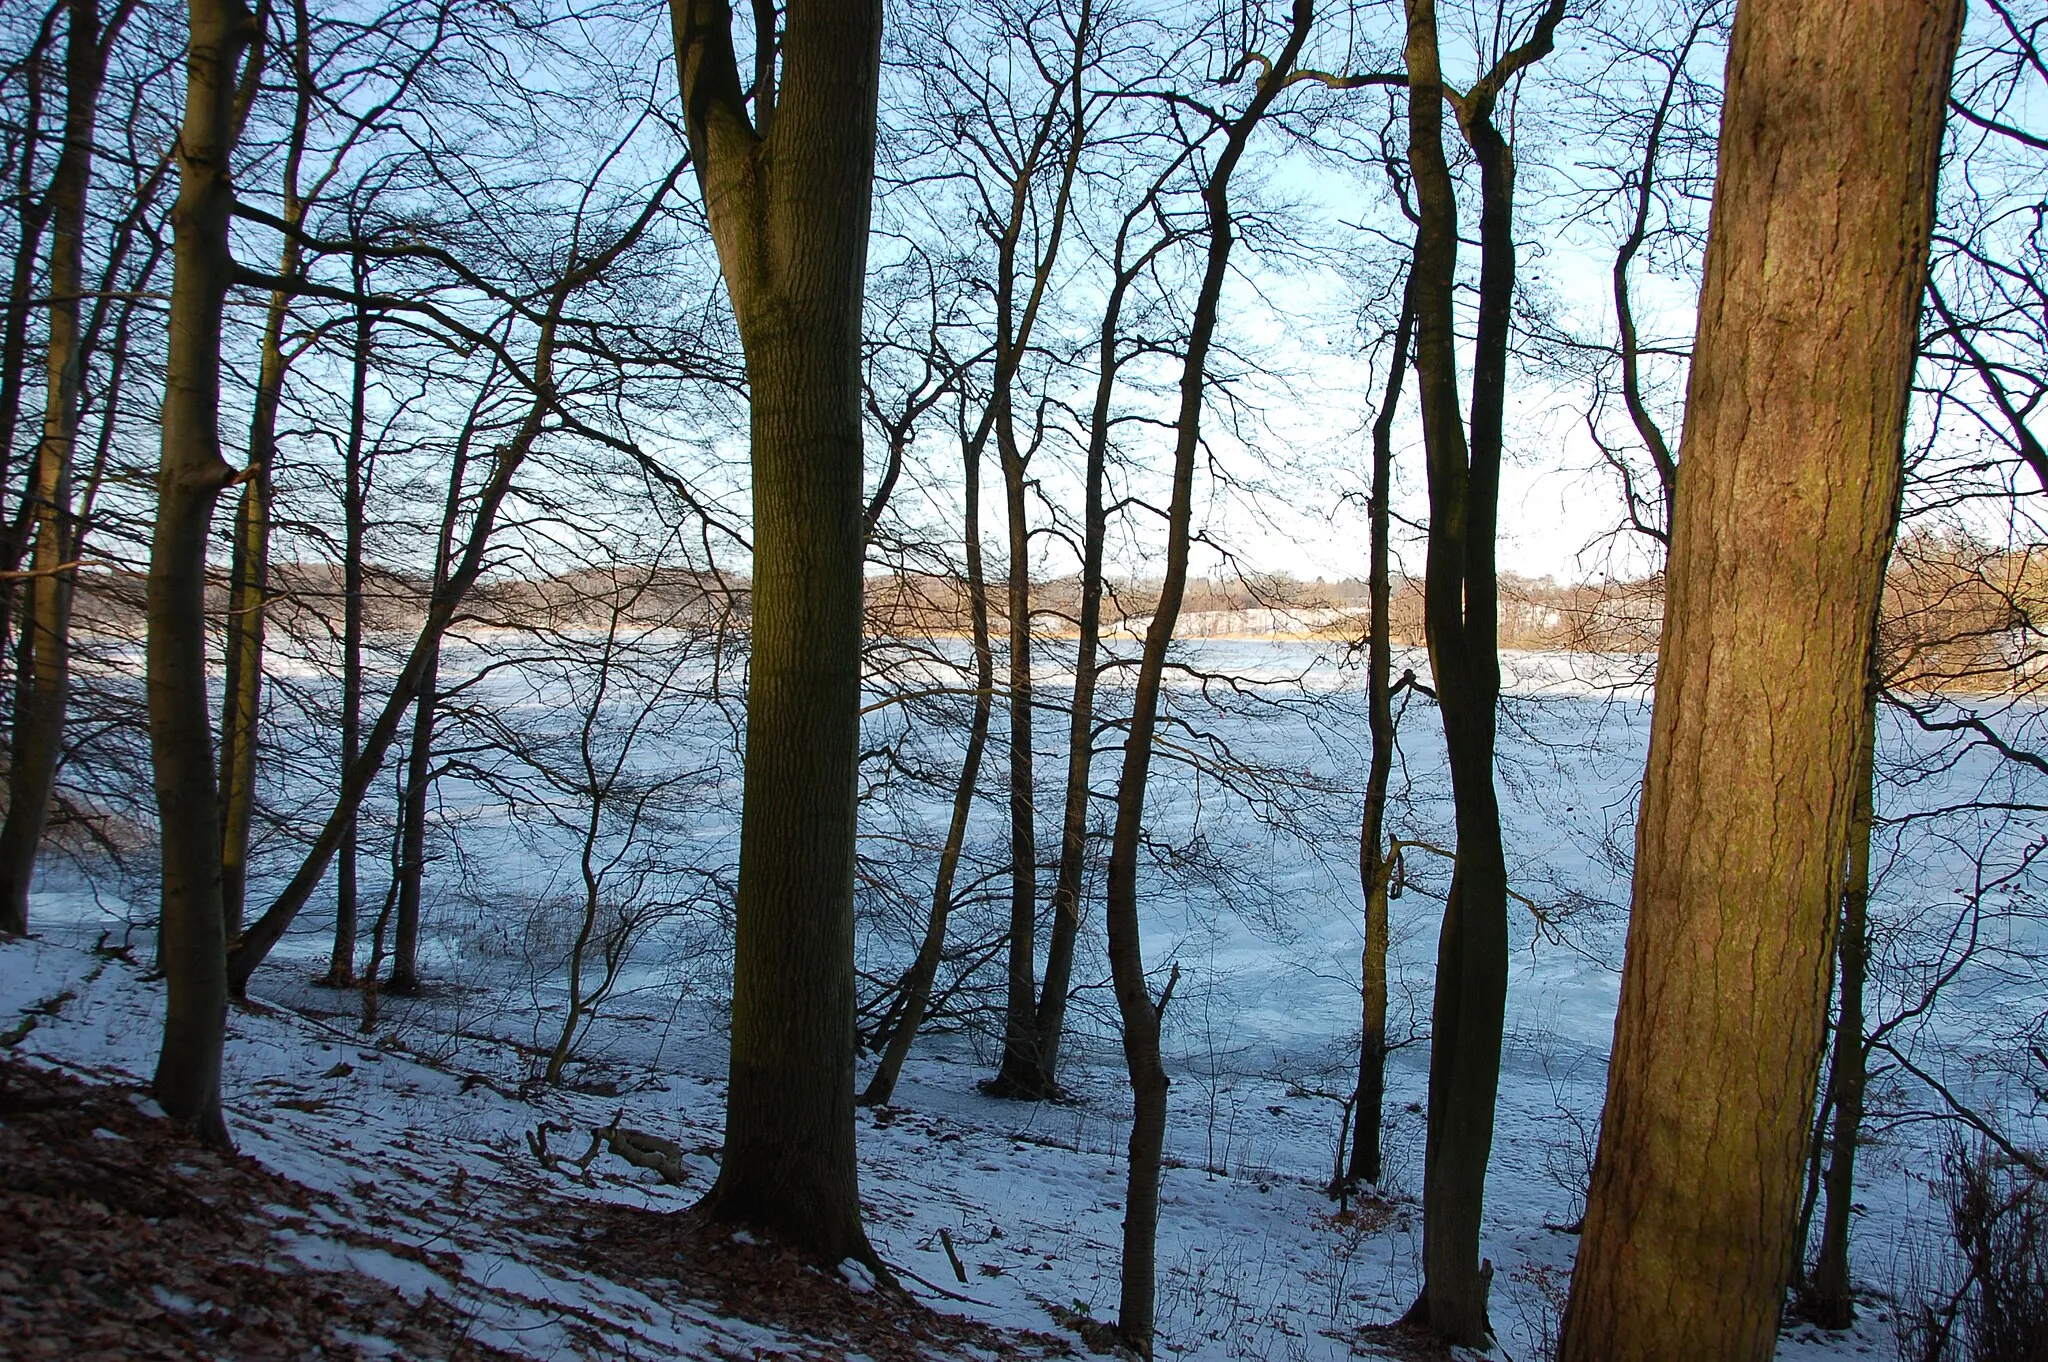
(1400, 0, 1565, 1343)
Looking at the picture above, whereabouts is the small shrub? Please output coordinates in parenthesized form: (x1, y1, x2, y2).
(1896, 1139, 2048, 1362)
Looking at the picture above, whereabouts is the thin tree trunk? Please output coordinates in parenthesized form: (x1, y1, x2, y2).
(670, 0, 886, 1267)
(387, 381, 474, 996)
(1033, 151, 1187, 1094)
(982, 16, 1091, 1099)
(386, 656, 435, 993)
(1400, 0, 1563, 1341)
(991, 366, 1040, 1094)
(0, 0, 124, 934)
(1558, 1, 1960, 1356)
(230, 314, 549, 992)
(1808, 645, 1883, 1328)
(219, 0, 312, 944)
(0, 5, 61, 672)
(322, 267, 371, 987)
(1346, 275, 1414, 1187)
(1105, 11, 1309, 1350)
(149, 0, 259, 1149)
(860, 416, 994, 1108)
(217, 453, 270, 943)
(222, 159, 684, 992)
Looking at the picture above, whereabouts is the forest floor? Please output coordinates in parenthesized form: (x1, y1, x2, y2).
(1, 924, 1915, 1361)
(0, 936, 1080, 1361)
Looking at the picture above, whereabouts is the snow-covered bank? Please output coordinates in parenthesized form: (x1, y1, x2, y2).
(4, 923, 1917, 1361)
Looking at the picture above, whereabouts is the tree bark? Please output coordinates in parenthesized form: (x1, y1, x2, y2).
(149, 0, 258, 1149)
(1346, 274, 1413, 1187)
(859, 414, 994, 1109)
(0, 0, 126, 934)
(1558, 2, 1961, 1356)
(1400, 0, 1562, 1342)
(669, 0, 885, 1267)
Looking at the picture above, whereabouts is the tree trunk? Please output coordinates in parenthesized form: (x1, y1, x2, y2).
(1033, 141, 1176, 1094)
(1104, 10, 1309, 1350)
(670, 0, 885, 1268)
(387, 408, 470, 997)
(323, 275, 371, 987)
(218, 0, 310, 945)
(0, 6, 60, 672)
(149, 0, 257, 1149)
(1032, 250, 1127, 1093)
(860, 417, 994, 1108)
(1558, 2, 1960, 1357)
(991, 380, 1041, 1095)
(990, 237, 1040, 1099)
(386, 660, 435, 993)
(0, 0, 122, 934)
(222, 166, 674, 991)
(217, 455, 269, 942)
(1808, 647, 1883, 1328)
(980, 23, 1090, 1100)
(1346, 275, 1414, 1187)
(1401, 0, 1563, 1341)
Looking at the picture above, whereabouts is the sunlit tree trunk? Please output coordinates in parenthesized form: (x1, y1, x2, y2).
(1559, 1, 1960, 1356)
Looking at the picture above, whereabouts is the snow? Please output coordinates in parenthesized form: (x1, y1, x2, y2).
(6, 640, 2042, 1359)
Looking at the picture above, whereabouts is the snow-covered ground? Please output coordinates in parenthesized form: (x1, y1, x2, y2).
(8, 640, 2042, 1359)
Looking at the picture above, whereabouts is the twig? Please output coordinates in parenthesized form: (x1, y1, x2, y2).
(937, 1226, 969, 1284)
